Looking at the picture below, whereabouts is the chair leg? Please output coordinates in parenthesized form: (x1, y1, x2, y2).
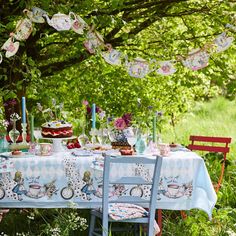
(157, 209, 162, 236)
(102, 216, 109, 236)
(89, 214, 96, 236)
(180, 210, 188, 219)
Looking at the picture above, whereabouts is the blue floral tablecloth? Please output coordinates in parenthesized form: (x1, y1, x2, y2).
(0, 149, 217, 219)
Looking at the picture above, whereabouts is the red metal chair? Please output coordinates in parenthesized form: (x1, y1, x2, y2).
(188, 135, 231, 192)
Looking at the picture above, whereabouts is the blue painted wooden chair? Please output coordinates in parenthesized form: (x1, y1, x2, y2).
(89, 155, 163, 236)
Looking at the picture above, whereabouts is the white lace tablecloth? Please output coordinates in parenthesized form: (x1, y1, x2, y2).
(0, 149, 216, 219)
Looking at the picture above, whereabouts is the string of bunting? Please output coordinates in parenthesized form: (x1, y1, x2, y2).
(0, 7, 235, 78)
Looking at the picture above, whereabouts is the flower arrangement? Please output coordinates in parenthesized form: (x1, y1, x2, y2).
(113, 113, 132, 130)
(110, 113, 132, 143)
(36, 98, 66, 122)
(0, 108, 9, 134)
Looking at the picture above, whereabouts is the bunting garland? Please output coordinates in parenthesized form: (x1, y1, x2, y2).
(0, 6, 235, 78)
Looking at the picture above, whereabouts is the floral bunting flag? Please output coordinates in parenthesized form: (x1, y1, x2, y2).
(156, 61, 176, 75)
(180, 49, 210, 71)
(214, 32, 234, 53)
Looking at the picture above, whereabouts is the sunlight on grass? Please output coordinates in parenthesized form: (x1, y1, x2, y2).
(163, 97, 236, 159)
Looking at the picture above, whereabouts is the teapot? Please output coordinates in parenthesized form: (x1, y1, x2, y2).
(69, 12, 87, 34)
(23, 7, 47, 23)
(102, 44, 121, 65)
(43, 13, 72, 31)
(214, 32, 234, 53)
(125, 57, 156, 78)
(181, 49, 209, 71)
(14, 18, 33, 41)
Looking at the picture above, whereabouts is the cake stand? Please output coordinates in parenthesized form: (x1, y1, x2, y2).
(41, 136, 77, 153)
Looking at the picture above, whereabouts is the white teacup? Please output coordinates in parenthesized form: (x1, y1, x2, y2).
(39, 143, 52, 156)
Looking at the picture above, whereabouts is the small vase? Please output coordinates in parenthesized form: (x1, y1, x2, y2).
(0, 134, 9, 152)
(8, 120, 20, 143)
(135, 134, 147, 155)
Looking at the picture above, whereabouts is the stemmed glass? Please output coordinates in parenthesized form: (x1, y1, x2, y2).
(124, 127, 138, 152)
(96, 128, 109, 146)
(34, 127, 42, 143)
(33, 127, 41, 155)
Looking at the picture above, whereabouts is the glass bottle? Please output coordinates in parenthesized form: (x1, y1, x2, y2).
(8, 119, 20, 144)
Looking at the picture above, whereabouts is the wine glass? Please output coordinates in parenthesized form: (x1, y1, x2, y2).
(34, 127, 42, 143)
(125, 127, 138, 151)
(96, 128, 109, 146)
(33, 127, 41, 155)
(107, 128, 116, 142)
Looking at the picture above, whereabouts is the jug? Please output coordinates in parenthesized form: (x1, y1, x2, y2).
(43, 13, 72, 31)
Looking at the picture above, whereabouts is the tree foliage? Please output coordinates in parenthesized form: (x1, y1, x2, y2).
(0, 0, 235, 127)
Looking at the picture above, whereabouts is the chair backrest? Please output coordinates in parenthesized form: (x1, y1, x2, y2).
(188, 135, 231, 160)
(188, 135, 231, 192)
(102, 155, 162, 222)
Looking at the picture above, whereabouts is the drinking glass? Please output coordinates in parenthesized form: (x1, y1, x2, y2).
(108, 128, 116, 142)
(33, 127, 41, 155)
(97, 128, 109, 146)
(125, 127, 138, 151)
(34, 127, 41, 143)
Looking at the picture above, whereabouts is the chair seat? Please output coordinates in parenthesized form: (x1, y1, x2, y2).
(91, 206, 149, 224)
